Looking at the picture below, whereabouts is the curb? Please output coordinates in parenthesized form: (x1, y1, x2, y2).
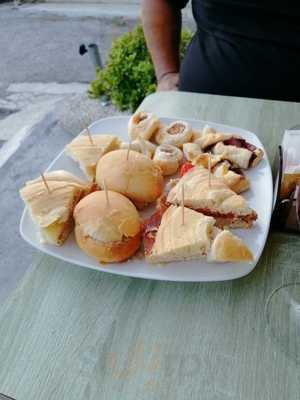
(0, 100, 59, 169)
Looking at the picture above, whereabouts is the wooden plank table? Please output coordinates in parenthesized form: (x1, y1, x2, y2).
(0, 91, 300, 400)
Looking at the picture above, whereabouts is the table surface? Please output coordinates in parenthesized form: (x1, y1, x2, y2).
(0, 91, 300, 400)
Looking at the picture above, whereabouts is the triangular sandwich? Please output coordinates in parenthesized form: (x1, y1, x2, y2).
(144, 205, 253, 263)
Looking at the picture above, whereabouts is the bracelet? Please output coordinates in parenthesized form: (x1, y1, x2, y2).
(157, 71, 179, 83)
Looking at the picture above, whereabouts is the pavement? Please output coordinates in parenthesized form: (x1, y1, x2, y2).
(0, 117, 74, 304)
(0, 2, 136, 159)
(0, 2, 135, 303)
(0, 2, 193, 303)
(19, 2, 193, 20)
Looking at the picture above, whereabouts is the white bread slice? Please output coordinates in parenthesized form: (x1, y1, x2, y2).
(65, 134, 121, 180)
(166, 167, 255, 217)
(146, 206, 215, 263)
(20, 171, 91, 245)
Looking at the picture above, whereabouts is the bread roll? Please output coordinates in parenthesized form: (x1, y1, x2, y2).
(74, 191, 141, 263)
(96, 149, 164, 209)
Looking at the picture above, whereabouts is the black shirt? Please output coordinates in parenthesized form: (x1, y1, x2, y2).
(173, 0, 300, 48)
(169, 0, 300, 101)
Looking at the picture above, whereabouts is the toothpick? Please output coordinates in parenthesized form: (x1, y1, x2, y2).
(41, 173, 51, 194)
(139, 137, 147, 156)
(86, 126, 94, 146)
(208, 152, 212, 187)
(181, 184, 185, 225)
(126, 140, 131, 161)
(102, 178, 110, 207)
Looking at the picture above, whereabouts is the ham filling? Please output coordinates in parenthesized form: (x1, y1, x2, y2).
(223, 137, 256, 152)
(158, 197, 256, 226)
(142, 209, 164, 255)
(193, 208, 257, 224)
(143, 202, 256, 255)
(223, 138, 257, 165)
(180, 161, 245, 178)
(167, 123, 185, 135)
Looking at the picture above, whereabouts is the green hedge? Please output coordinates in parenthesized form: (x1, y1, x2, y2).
(89, 25, 192, 112)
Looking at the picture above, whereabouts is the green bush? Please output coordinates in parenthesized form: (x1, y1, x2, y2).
(89, 25, 193, 111)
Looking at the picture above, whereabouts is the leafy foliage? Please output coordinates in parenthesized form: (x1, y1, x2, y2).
(89, 25, 192, 111)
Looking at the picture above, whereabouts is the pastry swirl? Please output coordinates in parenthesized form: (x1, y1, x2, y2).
(153, 144, 183, 175)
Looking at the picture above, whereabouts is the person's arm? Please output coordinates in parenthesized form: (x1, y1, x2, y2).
(141, 0, 184, 91)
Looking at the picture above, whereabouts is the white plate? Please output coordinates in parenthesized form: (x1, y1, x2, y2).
(20, 116, 273, 282)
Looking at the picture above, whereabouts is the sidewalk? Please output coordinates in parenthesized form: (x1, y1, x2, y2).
(0, 2, 194, 167)
(19, 2, 141, 19)
(19, 2, 192, 20)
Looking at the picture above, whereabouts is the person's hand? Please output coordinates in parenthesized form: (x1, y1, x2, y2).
(157, 72, 179, 91)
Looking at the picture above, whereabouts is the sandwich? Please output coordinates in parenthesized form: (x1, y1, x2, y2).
(165, 167, 257, 228)
(65, 133, 121, 180)
(96, 149, 164, 209)
(194, 125, 231, 150)
(20, 170, 94, 245)
(182, 142, 203, 162)
(74, 191, 141, 263)
(194, 126, 264, 169)
(183, 152, 250, 193)
(212, 161, 250, 193)
(212, 137, 264, 169)
(143, 205, 253, 263)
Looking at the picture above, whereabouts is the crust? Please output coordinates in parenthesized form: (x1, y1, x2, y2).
(75, 227, 141, 263)
(196, 133, 228, 150)
(128, 112, 160, 141)
(153, 144, 182, 176)
(216, 167, 250, 194)
(42, 188, 84, 245)
(210, 230, 253, 262)
(96, 149, 164, 206)
(154, 121, 193, 147)
(166, 167, 255, 217)
(226, 175, 250, 194)
(193, 153, 223, 169)
(182, 143, 203, 162)
(65, 135, 121, 180)
(212, 142, 252, 169)
(251, 148, 264, 168)
(191, 130, 202, 142)
(74, 191, 141, 241)
(195, 125, 231, 150)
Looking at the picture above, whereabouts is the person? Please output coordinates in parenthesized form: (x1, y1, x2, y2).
(141, 0, 300, 102)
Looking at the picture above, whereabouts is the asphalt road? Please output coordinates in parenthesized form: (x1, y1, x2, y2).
(0, 4, 136, 94)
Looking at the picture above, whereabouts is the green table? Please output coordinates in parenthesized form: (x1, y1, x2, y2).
(1, 92, 300, 400)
